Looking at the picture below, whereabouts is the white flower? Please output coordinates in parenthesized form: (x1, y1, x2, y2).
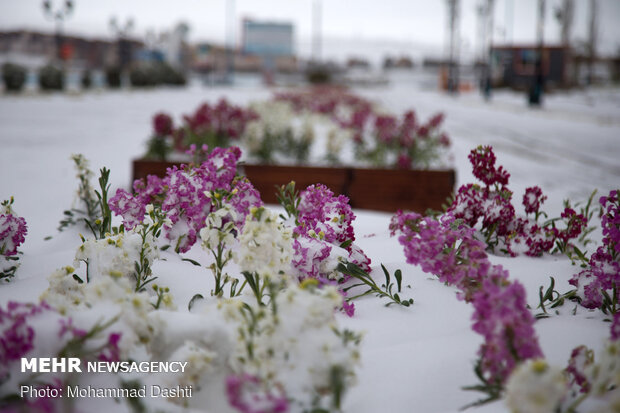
(236, 207, 292, 280)
(200, 206, 238, 251)
(505, 359, 567, 413)
(588, 340, 620, 397)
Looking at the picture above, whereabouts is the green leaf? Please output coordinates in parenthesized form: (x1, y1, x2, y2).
(188, 294, 204, 311)
(395, 269, 403, 292)
(182, 258, 202, 266)
(339, 239, 353, 249)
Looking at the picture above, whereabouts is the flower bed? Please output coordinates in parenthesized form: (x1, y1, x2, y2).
(2, 142, 619, 412)
(135, 88, 455, 212)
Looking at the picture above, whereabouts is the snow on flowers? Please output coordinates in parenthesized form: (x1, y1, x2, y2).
(1, 148, 372, 413)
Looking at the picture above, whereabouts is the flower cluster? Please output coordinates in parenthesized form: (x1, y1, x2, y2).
(390, 211, 542, 392)
(153, 112, 173, 136)
(363, 110, 450, 169)
(0, 299, 124, 402)
(273, 87, 450, 169)
(0, 197, 28, 281)
(226, 373, 289, 413)
(0, 301, 50, 381)
(113, 146, 263, 253)
(182, 99, 258, 152)
(292, 184, 371, 283)
(505, 318, 620, 413)
(222, 284, 361, 412)
(448, 146, 587, 257)
(569, 189, 620, 313)
(237, 206, 293, 282)
(0, 206, 27, 257)
(145, 112, 175, 160)
(242, 100, 315, 164)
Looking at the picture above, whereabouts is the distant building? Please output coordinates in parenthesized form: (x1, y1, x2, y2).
(0, 30, 142, 69)
(490, 45, 568, 90)
(241, 19, 294, 57)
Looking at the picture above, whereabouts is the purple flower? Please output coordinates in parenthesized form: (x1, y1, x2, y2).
(390, 210, 543, 385)
(291, 235, 332, 281)
(153, 112, 174, 136)
(468, 145, 510, 188)
(565, 345, 593, 393)
(0, 213, 28, 256)
(0, 301, 51, 380)
(108, 188, 146, 230)
(226, 373, 289, 413)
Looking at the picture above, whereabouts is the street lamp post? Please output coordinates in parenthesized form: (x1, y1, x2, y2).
(42, 0, 74, 62)
(109, 17, 135, 72)
(528, 0, 545, 106)
(225, 0, 235, 84)
(446, 0, 460, 94)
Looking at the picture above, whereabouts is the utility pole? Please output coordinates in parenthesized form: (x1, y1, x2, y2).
(42, 0, 73, 62)
(479, 0, 494, 100)
(312, 0, 322, 62)
(528, 0, 545, 106)
(446, 0, 460, 94)
(554, 0, 573, 86)
(587, 0, 598, 85)
(226, 0, 235, 84)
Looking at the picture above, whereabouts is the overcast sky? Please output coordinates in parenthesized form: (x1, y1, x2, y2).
(1, 0, 619, 62)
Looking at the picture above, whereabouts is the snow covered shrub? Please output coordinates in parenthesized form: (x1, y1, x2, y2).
(569, 189, 620, 315)
(2, 62, 27, 92)
(390, 211, 543, 404)
(448, 145, 589, 257)
(38, 64, 64, 91)
(0, 197, 27, 282)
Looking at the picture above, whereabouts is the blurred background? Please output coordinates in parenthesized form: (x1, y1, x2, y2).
(0, 0, 619, 95)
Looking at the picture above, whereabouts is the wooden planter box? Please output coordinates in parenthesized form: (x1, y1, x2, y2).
(132, 159, 455, 213)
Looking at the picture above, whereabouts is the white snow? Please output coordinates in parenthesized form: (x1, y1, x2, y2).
(1, 72, 619, 412)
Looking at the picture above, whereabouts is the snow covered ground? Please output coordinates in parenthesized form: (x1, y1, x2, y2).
(1, 72, 619, 412)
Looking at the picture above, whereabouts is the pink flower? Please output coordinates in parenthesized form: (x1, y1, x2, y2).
(226, 373, 289, 413)
(109, 188, 146, 230)
(522, 186, 547, 216)
(468, 145, 510, 188)
(0, 213, 28, 256)
(390, 210, 543, 385)
(153, 112, 173, 136)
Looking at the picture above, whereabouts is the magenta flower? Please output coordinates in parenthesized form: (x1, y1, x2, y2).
(226, 373, 289, 413)
(0, 301, 51, 380)
(522, 186, 547, 216)
(109, 188, 146, 230)
(468, 145, 510, 188)
(153, 112, 173, 136)
(0, 213, 28, 256)
(390, 210, 543, 385)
